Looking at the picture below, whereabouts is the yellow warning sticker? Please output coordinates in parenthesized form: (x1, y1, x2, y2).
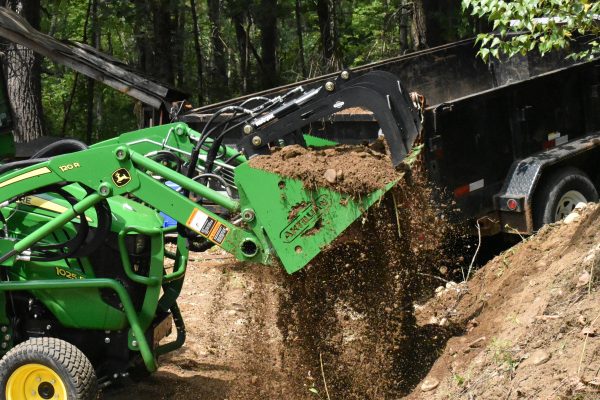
(187, 209, 229, 244)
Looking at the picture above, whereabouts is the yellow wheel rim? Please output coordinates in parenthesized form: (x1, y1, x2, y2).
(5, 363, 68, 400)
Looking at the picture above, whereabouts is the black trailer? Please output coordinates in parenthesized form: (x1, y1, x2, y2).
(187, 39, 600, 236)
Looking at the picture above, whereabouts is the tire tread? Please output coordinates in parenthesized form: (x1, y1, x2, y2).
(0, 337, 98, 400)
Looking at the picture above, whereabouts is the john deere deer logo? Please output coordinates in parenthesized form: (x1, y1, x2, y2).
(112, 168, 131, 187)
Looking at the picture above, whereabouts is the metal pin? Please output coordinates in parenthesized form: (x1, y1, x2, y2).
(251, 136, 262, 147)
(242, 124, 254, 135)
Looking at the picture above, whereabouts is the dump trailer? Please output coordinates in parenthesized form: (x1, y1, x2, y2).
(188, 39, 600, 236)
(0, 66, 422, 399)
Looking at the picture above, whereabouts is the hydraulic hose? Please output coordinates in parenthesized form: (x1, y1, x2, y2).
(31, 139, 88, 159)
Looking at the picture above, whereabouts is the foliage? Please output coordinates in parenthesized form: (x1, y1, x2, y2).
(462, 0, 600, 61)
(36, 0, 471, 142)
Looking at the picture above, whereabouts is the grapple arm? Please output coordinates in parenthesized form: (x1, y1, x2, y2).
(237, 71, 421, 167)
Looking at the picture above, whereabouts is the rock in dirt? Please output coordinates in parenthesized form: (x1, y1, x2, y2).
(529, 350, 551, 366)
(577, 270, 591, 287)
(420, 378, 440, 392)
(323, 168, 337, 183)
(581, 326, 598, 337)
(564, 212, 581, 224)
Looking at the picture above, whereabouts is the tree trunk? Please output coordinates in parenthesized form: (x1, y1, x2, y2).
(206, 0, 228, 100)
(190, 0, 204, 105)
(152, 0, 175, 85)
(62, 0, 92, 136)
(257, 0, 277, 89)
(133, 0, 152, 73)
(85, 0, 98, 143)
(410, 0, 427, 49)
(230, 4, 249, 94)
(398, 0, 427, 52)
(295, 0, 307, 78)
(174, 6, 186, 88)
(3, 0, 45, 142)
(316, 0, 340, 71)
(398, 0, 410, 52)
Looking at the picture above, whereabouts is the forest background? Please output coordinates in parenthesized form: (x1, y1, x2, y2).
(0, 0, 483, 143)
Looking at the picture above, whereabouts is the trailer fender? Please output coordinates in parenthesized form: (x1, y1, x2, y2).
(494, 132, 600, 234)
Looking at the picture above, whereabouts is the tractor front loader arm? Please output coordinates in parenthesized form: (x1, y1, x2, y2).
(0, 140, 270, 267)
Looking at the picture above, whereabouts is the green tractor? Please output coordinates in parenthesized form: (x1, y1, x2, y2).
(0, 69, 420, 399)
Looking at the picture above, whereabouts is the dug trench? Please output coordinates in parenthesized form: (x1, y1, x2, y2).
(106, 143, 600, 399)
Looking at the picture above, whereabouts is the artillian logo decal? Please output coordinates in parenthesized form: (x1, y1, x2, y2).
(280, 195, 331, 243)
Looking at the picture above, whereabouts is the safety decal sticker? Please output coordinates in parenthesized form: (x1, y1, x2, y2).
(211, 224, 229, 244)
(187, 209, 230, 245)
(187, 209, 216, 236)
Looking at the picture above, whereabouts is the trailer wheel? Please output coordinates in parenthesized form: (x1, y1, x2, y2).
(533, 167, 599, 228)
(0, 338, 98, 400)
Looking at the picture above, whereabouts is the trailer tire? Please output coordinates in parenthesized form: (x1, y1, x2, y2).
(0, 337, 98, 400)
(533, 167, 598, 229)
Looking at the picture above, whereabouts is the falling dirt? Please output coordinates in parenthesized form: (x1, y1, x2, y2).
(105, 142, 600, 399)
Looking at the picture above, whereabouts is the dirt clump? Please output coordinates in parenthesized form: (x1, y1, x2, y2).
(248, 143, 403, 194)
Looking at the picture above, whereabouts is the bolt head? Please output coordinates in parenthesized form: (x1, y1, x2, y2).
(340, 70, 350, 80)
(1, 343, 6, 349)
(251, 136, 262, 147)
(105, 337, 111, 344)
(242, 209, 255, 222)
(325, 81, 335, 92)
(4, 334, 10, 341)
(98, 183, 112, 197)
(114, 146, 128, 161)
(175, 125, 185, 136)
(131, 340, 138, 347)
(243, 124, 254, 135)
(0, 326, 7, 333)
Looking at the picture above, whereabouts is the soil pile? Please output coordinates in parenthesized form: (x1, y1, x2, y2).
(248, 142, 403, 194)
(406, 203, 600, 399)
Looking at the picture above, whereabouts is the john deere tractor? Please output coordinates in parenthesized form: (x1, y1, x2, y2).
(0, 70, 420, 399)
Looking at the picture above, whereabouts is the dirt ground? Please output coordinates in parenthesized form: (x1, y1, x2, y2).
(105, 202, 600, 399)
(407, 203, 600, 399)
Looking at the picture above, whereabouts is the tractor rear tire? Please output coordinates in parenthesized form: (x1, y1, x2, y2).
(0, 337, 98, 400)
(533, 167, 599, 229)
